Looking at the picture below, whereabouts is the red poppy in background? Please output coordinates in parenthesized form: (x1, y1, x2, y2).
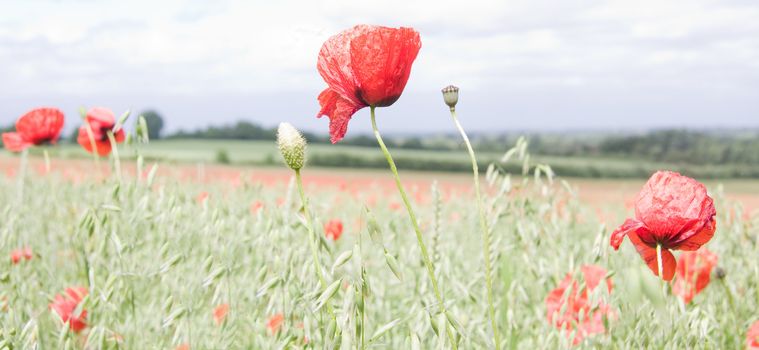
(545, 265, 613, 345)
(213, 303, 229, 325)
(49, 286, 88, 333)
(2, 107, 64, 152)
(76, 107, 125, 156)
(250, 201, 264, 214)
(267, 313, 284, 335)
(316, 25, 421, 143)
(610, 171, 716, 281)
(748, 320, 759, 349)
(672, 248, 718, 304)
(324, 219, 344, 241)
(196, 191, 209, 204)
(10, 247, 33, 264)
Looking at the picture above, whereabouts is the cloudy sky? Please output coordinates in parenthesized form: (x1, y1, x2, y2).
(1, 0, 757, 136)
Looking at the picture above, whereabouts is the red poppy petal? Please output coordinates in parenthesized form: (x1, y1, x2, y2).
(610, 218, 646, 250)
(675, 218, 716, 251)
(628, 231, 676, 281)
(317, 26, 365, 106)
(317, 88, 364, 143)
(77, 126, 113, 156)
(86, 107, 116, 126)
(114, 129, 126, 143)
(348, 26, 421, 107)
(16, 107, 65, 145)
(634, 171, 716, 245)
(747, 320, 759, 348)
(2, 132, 32, 152)
(581, 265, 612, 293)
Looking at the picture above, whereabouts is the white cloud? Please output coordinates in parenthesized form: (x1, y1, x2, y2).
(0, 0, 757, 131)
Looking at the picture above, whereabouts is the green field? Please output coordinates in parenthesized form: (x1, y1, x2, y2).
(0, 139, 757, 349)
(27, 139, 759, 179)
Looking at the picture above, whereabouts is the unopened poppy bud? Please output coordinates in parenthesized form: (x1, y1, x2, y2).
(714, 266, 726, 279)
(277, 122, 307, 170)
(441, 85, 459, 109)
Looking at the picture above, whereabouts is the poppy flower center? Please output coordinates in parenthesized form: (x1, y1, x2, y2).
(99, 126, 114, 141)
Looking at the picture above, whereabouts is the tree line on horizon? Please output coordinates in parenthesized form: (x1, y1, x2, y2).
(164, 118, 759, 166)
(3, 111, 759, 166)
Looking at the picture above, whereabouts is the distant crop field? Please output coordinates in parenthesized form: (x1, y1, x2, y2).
(23, 138, 759, 179)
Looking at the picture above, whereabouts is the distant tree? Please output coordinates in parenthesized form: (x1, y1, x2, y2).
(69, 126, 81, 143)
(140, 110, 165, 140)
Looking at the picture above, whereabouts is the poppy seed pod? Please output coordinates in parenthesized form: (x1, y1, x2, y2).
(714, 266, 726, 279)
(441, 85, 459, 109)
(277, 123, 307, 170)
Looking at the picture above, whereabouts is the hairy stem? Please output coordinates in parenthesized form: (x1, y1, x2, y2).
(449, 107, 500, 349)
(656, 244, 664, 280)
(43, 148, 51, 174)
(294, 169, 336, 324)
(17, 148, 28, 201)
(84, 121, 101, 176)
(370, 106, 458, 349)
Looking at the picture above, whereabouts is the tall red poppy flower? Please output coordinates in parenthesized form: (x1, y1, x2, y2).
(10, 247, 33, 264)
(748, 320, 759, 349)
(545, 265, 613, 345)
(316, 25, 421, 143)
(2, 107, 64, 152)
(672, 248, 718, 304)
(324, 219, 344, 241)
(76, 107, 125, 156)
(49, 286, 88, 333)
(610, 171, 716, 281)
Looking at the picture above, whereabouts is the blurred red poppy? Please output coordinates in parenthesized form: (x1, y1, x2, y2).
(316, 25, 421, 143)
(267, 313, 284, 335)
(250, 201, 264, 214)
(213, 303, 229, 325)
(10, 247, 33, 264)
(76, 107, 125, 156)
(49, 286, 88, 333)
(672, 248, 718, 304)
(545, 265, 613, 346)
(324, 219, 344, 241)
(196, 191, 209, 204)
(748, 320, 759, 349)
(610, 171, 716, 281)
(2, 107, 64, 152)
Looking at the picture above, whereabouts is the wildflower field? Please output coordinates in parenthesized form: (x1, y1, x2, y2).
(1, 24, 758, 350)
(1, 143, 758, 349)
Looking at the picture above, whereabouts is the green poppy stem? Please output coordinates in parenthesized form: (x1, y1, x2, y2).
(656, 244, 664, 280)
(448, 107, 500, 349)
(84, 122, 101, 177)
(17, 148, 28, 201)
(370, 106, 458, 349)
(43, 148, 51, 174)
